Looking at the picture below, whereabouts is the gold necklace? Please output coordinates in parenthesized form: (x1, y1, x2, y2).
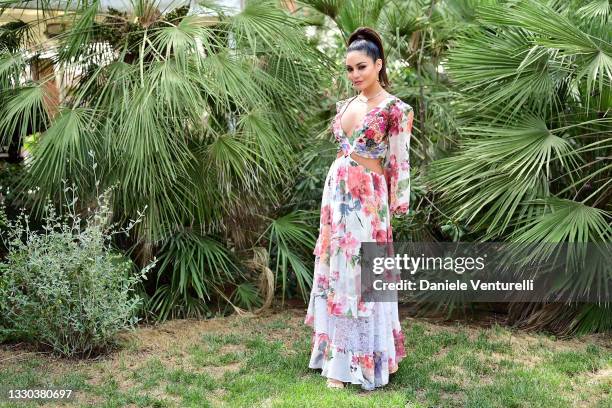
(356, 89, 386, 103)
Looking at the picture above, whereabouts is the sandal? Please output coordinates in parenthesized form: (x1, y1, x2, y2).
(326, 378, 345, 389)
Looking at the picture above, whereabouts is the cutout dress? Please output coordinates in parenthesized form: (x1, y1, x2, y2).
(304, 94, 414, 390)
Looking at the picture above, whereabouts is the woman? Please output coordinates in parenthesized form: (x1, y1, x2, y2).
(303, 26, 413, 391)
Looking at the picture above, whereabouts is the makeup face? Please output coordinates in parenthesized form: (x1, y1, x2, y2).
(345, 50, 382, 91)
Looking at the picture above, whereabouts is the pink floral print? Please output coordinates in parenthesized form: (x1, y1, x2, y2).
(304, 95, 413, 391)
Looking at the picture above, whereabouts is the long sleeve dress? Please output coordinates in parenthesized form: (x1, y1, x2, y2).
(304, 94, 414, 390)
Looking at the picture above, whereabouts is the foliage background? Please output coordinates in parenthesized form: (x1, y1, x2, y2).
(0, 0, 610, 335)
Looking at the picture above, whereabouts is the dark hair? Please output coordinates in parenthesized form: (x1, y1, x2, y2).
(346, 27, 389, 88)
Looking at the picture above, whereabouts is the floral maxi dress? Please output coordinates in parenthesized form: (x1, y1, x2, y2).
(304, 94, 414, 390)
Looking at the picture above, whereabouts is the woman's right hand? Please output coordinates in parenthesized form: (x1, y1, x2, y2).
(336, 150, 344, 159)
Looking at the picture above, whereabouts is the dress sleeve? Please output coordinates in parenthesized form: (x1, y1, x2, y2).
(384, 100, 414, 217)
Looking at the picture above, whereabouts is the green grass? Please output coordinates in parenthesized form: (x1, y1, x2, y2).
(0, 310, 609, 407)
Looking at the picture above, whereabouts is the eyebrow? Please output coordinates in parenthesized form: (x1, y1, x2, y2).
(346, 61, 368, 68)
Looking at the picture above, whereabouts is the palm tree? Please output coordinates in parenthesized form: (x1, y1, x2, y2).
(0, 0, 324, 320)
(434, 0, 611, 335)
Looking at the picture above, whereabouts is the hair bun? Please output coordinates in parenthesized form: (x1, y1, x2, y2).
(354, 31, 371, 42)
(348, 27, 380, 49)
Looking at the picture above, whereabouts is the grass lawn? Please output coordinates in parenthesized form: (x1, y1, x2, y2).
(0, 307, 610, 407)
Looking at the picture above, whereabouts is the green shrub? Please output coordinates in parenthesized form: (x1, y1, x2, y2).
(0, 184, 156, 358)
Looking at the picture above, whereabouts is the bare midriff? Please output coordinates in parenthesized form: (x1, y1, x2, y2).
(338, 151, 384, 176)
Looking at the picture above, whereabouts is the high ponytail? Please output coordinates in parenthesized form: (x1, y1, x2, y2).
(347, 27, 390, 89)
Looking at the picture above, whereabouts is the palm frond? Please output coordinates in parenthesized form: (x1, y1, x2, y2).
(461, 114, 579, 181)
(150, 230, 245, 320)
(296, 0, 344, 20)
(229, 282, 262, 311)
(237, 108, 294, 185)
(0, 85, 48, 146)
(335, 0, 386, 36)
(228, 0, 306, 57)
(204, 132, 263, 194)
(477, 1, 612, 110)
(260, 210, 318, 302)
(509, 197, 611, 243)
(0, 19, 36, 51)
(24, 107, 100, 199)
(446, 28, 562, 120)
(576, 0, 610, 22)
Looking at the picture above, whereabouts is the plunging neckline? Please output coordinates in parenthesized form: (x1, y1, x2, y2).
(336, 95, 395, 140)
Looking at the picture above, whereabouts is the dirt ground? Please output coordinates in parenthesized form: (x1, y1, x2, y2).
(0, 304, 610, 407)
